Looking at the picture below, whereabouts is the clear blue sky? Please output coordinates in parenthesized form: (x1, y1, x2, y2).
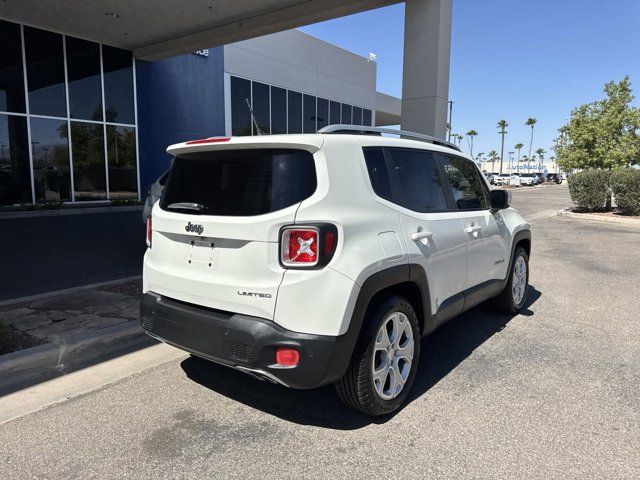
(300, 0, 640, 159)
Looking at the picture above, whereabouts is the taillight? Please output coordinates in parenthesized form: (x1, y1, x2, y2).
(276, 348, 299, 367)
(279, 224, 338, 269)
(146, 217, 152, 247)
(185, 137, 230, 145)
(281, 227, 319, 266)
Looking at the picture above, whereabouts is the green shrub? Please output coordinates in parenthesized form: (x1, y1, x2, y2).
(567, 170, 612, 210)
(610, 168, 640, 215)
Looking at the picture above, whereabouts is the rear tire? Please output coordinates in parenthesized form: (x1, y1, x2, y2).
(335, 296, 420, 416)
(495, 246, 529, 313)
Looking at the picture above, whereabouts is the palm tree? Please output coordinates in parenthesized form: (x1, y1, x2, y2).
(487, 150, 498, 173)
(466, 130, 478, 157)
(536, 148, 546, 174)
(497, 120, 508, 174)
(525, 118, 537, 159)
(514, 143, 524, 172)
(454, 134, 464, 147)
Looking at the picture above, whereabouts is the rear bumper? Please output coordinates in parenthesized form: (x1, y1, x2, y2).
(140, 292, 350, 389)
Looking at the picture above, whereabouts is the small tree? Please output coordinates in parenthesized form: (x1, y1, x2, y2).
(555, 77, 640, 171)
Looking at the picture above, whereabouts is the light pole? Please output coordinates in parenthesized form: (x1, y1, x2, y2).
(508, 151, 514, 173)
(447, 100, 454, 142)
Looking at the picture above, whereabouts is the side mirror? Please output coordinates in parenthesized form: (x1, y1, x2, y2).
(490, 189, 511, 210)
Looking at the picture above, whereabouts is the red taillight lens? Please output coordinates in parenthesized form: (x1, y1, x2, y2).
(323, 231, 336, 256)
(281, 228, 319, 266)
(146, 217, 152, 247)
(276, 348, 299, 367)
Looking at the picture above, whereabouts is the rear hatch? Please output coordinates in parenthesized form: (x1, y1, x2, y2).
(144, 138, 321, 319)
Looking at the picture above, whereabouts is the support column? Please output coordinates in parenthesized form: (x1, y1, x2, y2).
(401, 0, 452, 138)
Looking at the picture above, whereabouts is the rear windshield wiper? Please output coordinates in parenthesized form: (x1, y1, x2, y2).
(166, 202, 207, 211)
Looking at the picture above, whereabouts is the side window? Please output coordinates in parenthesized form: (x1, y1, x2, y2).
(363, 148, 393, 202)
(387, 148, 449, 213)
(439, 155, 489, 210)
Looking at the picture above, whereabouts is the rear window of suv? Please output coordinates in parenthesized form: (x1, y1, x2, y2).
(160, 149, 316, 216)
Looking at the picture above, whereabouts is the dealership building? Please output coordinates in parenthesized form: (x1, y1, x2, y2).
(0, 0, 451, 207)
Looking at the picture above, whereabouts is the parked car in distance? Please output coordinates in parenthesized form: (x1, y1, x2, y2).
(546, 173, 562, 184)
(496, 173, 521, 187)
(534, 173, 545, 184)
(140, 125, 532, 416)
(142, 170, 169, 223)
(519, 173, 537, 186)
(485, 172, 499, 185)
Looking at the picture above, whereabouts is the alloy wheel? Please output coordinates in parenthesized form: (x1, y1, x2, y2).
(371, 312, 415, 400)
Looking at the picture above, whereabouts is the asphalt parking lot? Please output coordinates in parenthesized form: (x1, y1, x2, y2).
(1, 184, 639, 479)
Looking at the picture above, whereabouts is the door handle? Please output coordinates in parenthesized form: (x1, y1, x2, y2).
(464, 225, 482, 234)
(411, 230, 433, 241)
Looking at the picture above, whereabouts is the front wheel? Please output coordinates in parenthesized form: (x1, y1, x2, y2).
(495, 246, 529, 313)
(335, 296, 421, 416)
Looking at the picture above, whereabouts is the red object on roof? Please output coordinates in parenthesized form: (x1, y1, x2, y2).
(185, 137, 231, 145)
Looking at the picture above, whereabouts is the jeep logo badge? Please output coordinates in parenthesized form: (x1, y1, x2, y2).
(185, 221, 204, 235)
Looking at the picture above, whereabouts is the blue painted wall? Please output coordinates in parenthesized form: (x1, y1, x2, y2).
(136, 47, 225, 195)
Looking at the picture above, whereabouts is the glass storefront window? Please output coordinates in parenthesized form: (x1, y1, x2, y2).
(271, 86, 286, 134)
(287, 91, 302, 134)
(0, 20, 26, 114)
(102, 46, 134, 124)
(24, 27, 67, 118)
(329, 101, 340, 125)
(107, 125, 137, 199)
(0, 20, 138, 206)
(252, 81, 270, 134)
(316, 98, 328, 130)
(67, 37, 103, 121)
(353, 106, 363, 126)
(363, 109, 372, 127)
(30, 117, 71, 203)
(231, 76, 251, 136)
(341, 104, 352, 125)
(303, 94, 316, 133)
(0, 114, 31, 206)
(71, 122, 106, 201)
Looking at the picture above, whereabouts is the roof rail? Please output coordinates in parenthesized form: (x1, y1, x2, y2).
(317, 124, 461, 152)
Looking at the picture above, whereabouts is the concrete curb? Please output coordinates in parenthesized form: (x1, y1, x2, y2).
(0, 320, 152, 396)
(557, 208, 640, 227)
(0, 275, 142, 308)
(0, 204, 143, 220)
(0, 343, 186, 425)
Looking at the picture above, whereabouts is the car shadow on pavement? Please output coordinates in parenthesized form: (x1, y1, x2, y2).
(181, 285, 541, 430)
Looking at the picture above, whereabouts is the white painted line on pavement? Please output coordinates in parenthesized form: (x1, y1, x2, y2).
(0, 343, 186, 425)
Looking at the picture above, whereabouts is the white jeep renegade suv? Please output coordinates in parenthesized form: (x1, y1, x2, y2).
(141, 125, 531, 416)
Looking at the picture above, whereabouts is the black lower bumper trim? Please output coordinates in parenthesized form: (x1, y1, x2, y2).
(140, 293, 347, 389)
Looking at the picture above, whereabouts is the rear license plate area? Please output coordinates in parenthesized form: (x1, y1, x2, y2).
(188, 239, 214, 267)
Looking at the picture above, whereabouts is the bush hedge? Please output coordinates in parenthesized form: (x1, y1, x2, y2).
(610, 168, 640, 215)
(568, 170, 611, 210)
